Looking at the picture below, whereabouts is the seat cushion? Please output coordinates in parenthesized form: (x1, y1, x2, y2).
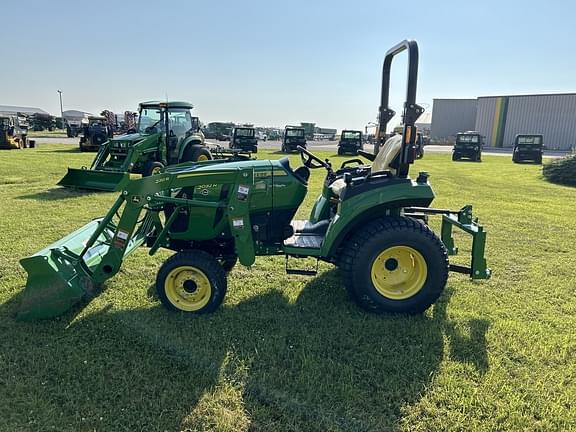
(330, 135, 403, 197)
(330, 178, 347, 196)
(372, 134, 402, 174)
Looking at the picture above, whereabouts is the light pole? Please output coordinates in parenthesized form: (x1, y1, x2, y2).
(57, 90, 64, 132)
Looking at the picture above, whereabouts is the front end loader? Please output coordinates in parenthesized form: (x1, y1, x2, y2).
(58, 101, 212, 191)
(18, 40, 491, 321)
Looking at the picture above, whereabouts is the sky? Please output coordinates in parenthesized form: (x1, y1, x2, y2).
(1, 0, 575, 131)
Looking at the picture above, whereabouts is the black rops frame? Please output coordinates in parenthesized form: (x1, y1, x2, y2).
(378, 39, 424, 178)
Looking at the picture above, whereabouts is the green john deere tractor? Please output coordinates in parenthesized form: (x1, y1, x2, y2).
(58, 101, 211, 191)
(17, 40, 491, 321)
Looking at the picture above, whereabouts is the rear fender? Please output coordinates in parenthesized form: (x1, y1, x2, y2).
(178, 136, 205, 161)
(320, 182, 434, 258)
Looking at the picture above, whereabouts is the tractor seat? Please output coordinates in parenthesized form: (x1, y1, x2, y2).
(330, 134, 402, 196)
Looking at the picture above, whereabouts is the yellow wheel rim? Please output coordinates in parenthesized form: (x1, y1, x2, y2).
(370, 246, 427, 300)
(164, 266, 211, 311)
(197, 154, 209, 161)
(151, 166, 162, 175)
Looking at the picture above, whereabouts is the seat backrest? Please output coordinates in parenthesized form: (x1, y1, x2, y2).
(372, 134, 403, 174)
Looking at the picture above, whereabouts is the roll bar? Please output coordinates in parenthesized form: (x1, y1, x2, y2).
(377, 39, 424, 177)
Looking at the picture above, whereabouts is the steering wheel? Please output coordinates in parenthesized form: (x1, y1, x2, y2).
(297, 146, 331, 171)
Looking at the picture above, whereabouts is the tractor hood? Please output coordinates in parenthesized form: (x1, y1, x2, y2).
(110, 132, 146, 143)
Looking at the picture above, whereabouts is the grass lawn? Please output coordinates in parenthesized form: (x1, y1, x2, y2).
(1, 145, 575, 431)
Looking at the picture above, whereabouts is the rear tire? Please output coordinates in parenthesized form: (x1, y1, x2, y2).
(340, 217, 449, 314)
(452, 152, 459, 161)
(143, 161, 164, 176)
(535, 155, 542, 164)
(182, 146, 213, 162)
(156, 250, 227, 314)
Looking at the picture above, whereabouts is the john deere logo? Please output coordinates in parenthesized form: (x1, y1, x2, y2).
(131, 195, 142, 204)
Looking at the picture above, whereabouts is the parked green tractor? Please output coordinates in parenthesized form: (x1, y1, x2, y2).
(17, 40, 491, 321)
(512, 134, 543, 164)
(58, 101, 211, 191)
(338, 130, 363, 155)
(453, 131, 484, 162)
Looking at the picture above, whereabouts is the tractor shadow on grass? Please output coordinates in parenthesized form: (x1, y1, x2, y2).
(17, 187, 98, 201)
(45, 147, 83, 153)
(2, 271, 489, 431)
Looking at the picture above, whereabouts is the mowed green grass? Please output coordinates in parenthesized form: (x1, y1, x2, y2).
(1, 145, 575, 432)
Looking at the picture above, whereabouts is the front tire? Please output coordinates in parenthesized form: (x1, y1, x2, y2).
(143, 161, 164, 176)
(156, 250, 227, 314)
(340, 217, 449, 314)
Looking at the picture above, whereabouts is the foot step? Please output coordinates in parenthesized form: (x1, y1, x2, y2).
(285, 255, 318, 276)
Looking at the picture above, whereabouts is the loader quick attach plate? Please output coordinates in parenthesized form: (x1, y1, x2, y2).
(58, 167, 131, 192)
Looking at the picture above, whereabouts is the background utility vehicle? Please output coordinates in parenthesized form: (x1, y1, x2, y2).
(0, 115, 31, 149)
(230, 126, 258, 153)
(282, 126, 306, 152)
(453, 131, 484, 161)
(79, 116, 113, 152)
(512, 134, 544, 164)
(17, 40, 490, 322)
(58, 101, 211, 191)
(338, 130, 363, 155)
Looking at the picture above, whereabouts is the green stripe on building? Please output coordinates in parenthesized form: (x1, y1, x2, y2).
(491, 97, 509, 147)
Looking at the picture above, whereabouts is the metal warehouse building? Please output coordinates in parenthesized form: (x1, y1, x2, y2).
(431, 93, 576, 150)
(430, 99, 477, 142)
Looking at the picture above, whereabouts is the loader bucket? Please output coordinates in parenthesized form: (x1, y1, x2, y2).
(17, 218, 115, 321)
(58, 167, 131, 192)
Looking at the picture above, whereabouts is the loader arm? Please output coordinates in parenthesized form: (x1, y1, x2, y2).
(19, 164, 259, 320)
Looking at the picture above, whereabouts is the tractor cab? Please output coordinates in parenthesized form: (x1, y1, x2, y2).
(453, 131, 484, 162)
(282, 126, 306, 152)
(512, 134, 543, 164)
(338, 130, 363, 155)
(230, 126, 258, 153)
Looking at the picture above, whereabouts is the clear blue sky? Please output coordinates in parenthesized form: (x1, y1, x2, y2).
(1, 0, 574, 131)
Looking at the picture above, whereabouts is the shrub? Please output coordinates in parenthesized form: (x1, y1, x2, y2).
(543, 154, 576, 186)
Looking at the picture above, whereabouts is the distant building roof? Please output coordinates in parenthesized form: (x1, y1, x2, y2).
(63, 110, 93, 120)
(0, 105, 50, 116)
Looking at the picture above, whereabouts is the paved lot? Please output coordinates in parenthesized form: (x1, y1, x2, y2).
(33, 136, 566, 158)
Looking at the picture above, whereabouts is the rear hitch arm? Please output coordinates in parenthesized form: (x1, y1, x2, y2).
(405, 205, 491, 280)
